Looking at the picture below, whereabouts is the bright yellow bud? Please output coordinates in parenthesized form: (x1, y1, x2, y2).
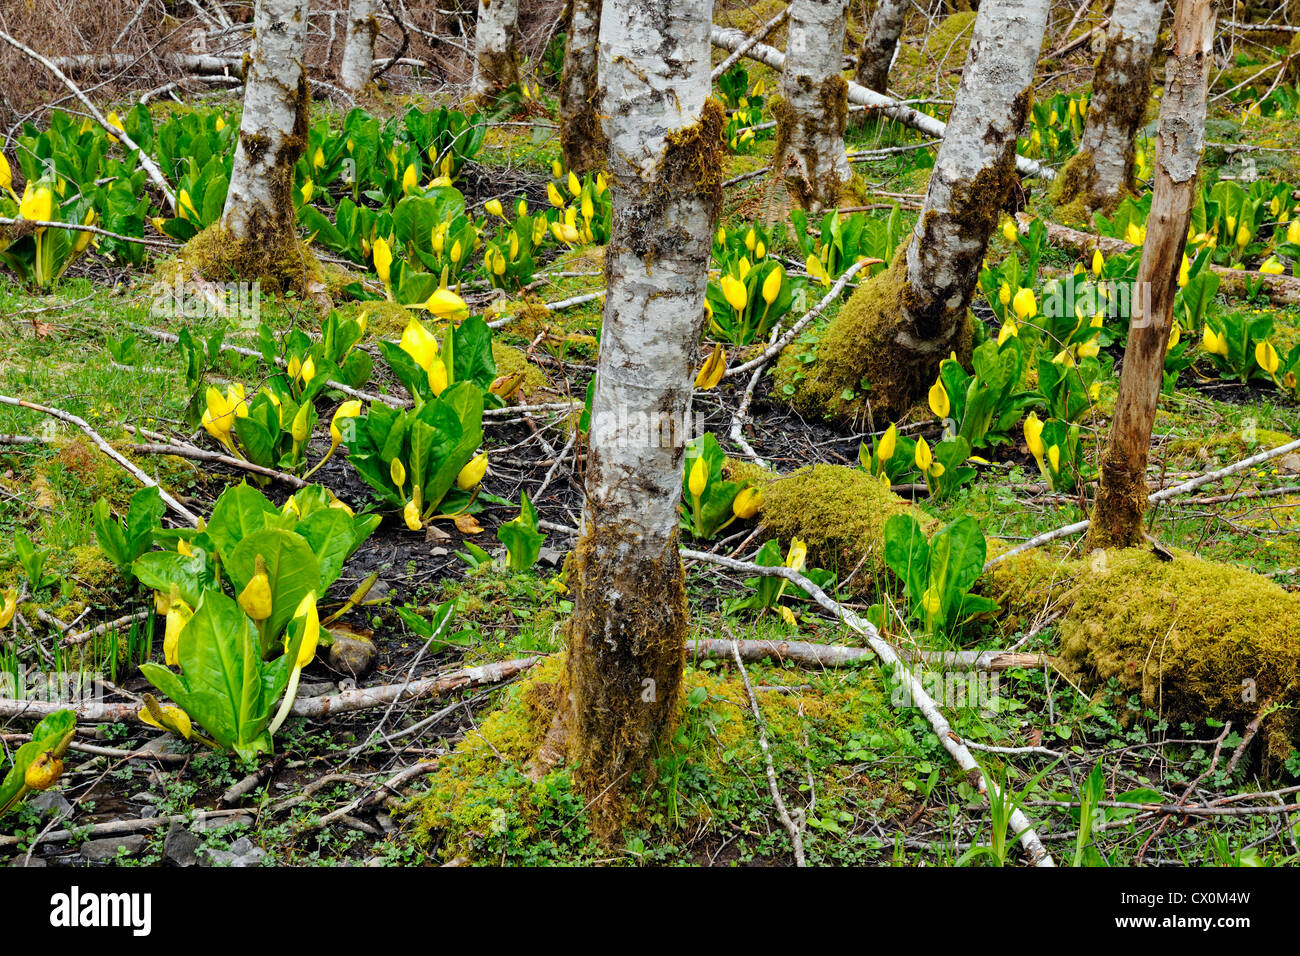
(373, 236, 392, 285)
(288, 592, 320, 667)
(761, 265, 783, 305)
(1091, 249, 1104, 276)
(732, 486, 762, 520)
(928, 379, 950, 419)
(485, 198, 504, 218)
(694, 345, 727, 389)
(688, 455, 708, 500)
(390, 457, 406, 489)
(914, 437, 932, 472)
(1256, 340, 1280, 375)
(238, 555, 274, 622)
(457, 453, 488, 490)
(1012, 286, 1037, 320)
(876, 424, 897, 463)
(720, 274, 748, 313)
(1024, 412, 1045, 462)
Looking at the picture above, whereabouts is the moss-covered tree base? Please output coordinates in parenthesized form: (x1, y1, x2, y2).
(173, 224, 329, 307)
(774, 249, 973, 424)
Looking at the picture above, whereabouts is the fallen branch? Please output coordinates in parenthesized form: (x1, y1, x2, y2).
(684, 548, 1055, 866)
(0, 395, 199, 526)
(63, 610, 151, 648)
(712, 7, 791, 81)
(1019, 213, 1300, 305)
(0, 29, 176, 213)
(688, 636, 1048, 672)
(0, 217, 177, 249)
(986, 435, 1300, 567)
(128, 440, 309, 489)
(710, 26, 1056, 181)
(0, 807, 250, 850)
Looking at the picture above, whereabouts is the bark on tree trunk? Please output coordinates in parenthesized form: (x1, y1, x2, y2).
(559, 0, 607, 173)
(1090, 0, 1218, 551)
(217, 0, 315, 293)
(339, 0, 379, 93)
(799, 0, 1050, 421)
(774, 0, 853, 213)
(471, 0, 521, 100)
(547, 0, 722, 832)
(1054, 0, 1163, 214)
(856, 0, 908, 93)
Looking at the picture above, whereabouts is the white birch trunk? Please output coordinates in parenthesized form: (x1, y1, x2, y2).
(339, 0, 378, 93)
(857, 0, 908, 93)
(1068, 0, 1164, 210)
(221, 0, 310, 245)
(559, 0, 605, 173)
(471, 0, 520, 98)
(776, 0, 852, 212)
(554, 0, 721, 818)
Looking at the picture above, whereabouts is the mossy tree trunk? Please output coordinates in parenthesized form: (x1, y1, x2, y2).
(339, 0, 379, 94)
(559, 0, 607, 174)
(471, 0, 521, 100)
(856, 0, 908, 93)
(555, 0, 721, 833)
(800, 0, 1049, 420)
(774, 0, 853, 213)
(1055, 0, 1162, 214)
(218, 0, 313, 291)
(1090, 0, 1217, 551)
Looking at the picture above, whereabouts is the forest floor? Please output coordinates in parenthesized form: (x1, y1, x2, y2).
(4, 9, 1300, 867)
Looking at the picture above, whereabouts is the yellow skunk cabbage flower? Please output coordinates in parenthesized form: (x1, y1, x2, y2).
(424, 287, 469, 319)
(201, 384, 247, 451)
(24, 751, 63, 791)
(457, 453, 488, 490)
(1166, 321, 1181, 353)
(1201, 325, 1228, 357)
(288, 592, 320, 668)
(372, 236, 393, 285)
(876, 424, 897, 463)
(998, 282, 1011, 307)
(1024, 412, 1045, 464)
(1091, 249, 1104, 276)
(238, 555, 274, 622)
(1288, 219, 1300, 245)
(485, 198, 504, 218)
(720, 274, 748, 313)
(290, 401, 311, 445)
(1235, 224, 1251, 250)
(300, 179, 314, 204)
(1001, 219, 1018, 244)
(921, 586, 942, 618)
(19, 181, 53, 225)
(694, 345, 727, 389)
(313, 146, 325, 170)
(106, 110, 124, 143)
(688, 456, 708, 500)
(732, 486, 761, 519)
(0, 151, 14, 200)
(568, 171, 581, 198)
(1124, 222, 1145, 245)
(300, 355, 316, 384)
(785, 537, 807, 573)
(429, 360, 449, 395)
(928, 379, 950, 419)
(140, 699, 193, 740)
(761, 265, 783, 305)
(581, 190, 594, 223)
(1047, 445, 1061, 473)
(1012, 286, 1037, 321)
(402, 163, 418, 194)
(914, 437, 932, 472)
(216, 115, 227, 132)
(1077, 338, 1100, 359)
(997, 321, 1018, 346)
(390, 457, 407, 490)
(0, 589, 17, 629)
(1259, 257, 1286, 276)
(330, 400, 362, 446)
(400, 316, 439, 371)
(755, 239, 766, 259)
(1178, 255, 1190, 287)
(450, 239, 463, 264)
(164, 586, 192, 667)
(1256, 340, 1281, 376)
(547, 181, 564, 208)
(178, 188, 199, 221)
(403, 498, 422, 531)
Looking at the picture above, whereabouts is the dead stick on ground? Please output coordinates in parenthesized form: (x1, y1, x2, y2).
(63, 610, 151, 647)
(684, 548, 1055, 866)
(732, 637, 806, 865)
(711, 7, 790, 81)
(0, 29, 176, 213)
(0, 394, 199, 526)
(986, 435, 1300, 569)
(688, 636, 1046, 671)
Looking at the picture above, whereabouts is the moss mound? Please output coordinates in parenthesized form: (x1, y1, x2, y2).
(491, 341, 554, 404)
(1058, 549, 1300, 761)
(176, 224, 327, 303)
(758, 464, 931, 583)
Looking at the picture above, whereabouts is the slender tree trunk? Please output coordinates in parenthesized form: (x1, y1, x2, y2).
(216, 0, 314, 292)
(773, 0, 853, 213)
(559, 0, 607, 173)
(1054, 0, 1163, 214)
(339, 0, 379, 93)
(856, 0, 908, 93)
(471, 0, 521, 99)
(1090, 0, 1217, 551)
(548, 0, 722, 832)
(797, 0, 1050, 421)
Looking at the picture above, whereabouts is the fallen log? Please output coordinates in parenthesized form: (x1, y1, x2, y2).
(1018, 212, 1300, 305)
(687, 636, 1046, 672)
(710, 26, 1056, 181)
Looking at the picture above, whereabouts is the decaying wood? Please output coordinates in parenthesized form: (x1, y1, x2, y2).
(688, 637, 1047, 671)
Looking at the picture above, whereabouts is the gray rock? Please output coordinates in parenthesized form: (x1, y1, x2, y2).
(329, 632, 377, 677)
(81, 834, 146, 862)
(163, 823, 201, 867)
(538, 547, 564, 567)
(228, 836, 256, 855)
(9, 855, 46, 867)
(27, 791, 74, 822)
(297, 681, 337, 698)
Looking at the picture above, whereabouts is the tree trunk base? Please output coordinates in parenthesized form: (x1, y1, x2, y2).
(179, 224, 331, 311)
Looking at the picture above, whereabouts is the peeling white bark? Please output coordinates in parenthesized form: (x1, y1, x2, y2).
(906, 0, 1050, 320)
(857, 0, 908, 93)
(1078, 0, 1163, 203)
(778, 0, 853, 212)
(339, 0, 378, 93)
(589, 0, 715, 544)
(221, 0, 310, 242)
(471, 0, 520, 97)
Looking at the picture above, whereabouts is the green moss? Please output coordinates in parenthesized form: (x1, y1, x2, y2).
(758, 463, 932, 585)
(1058, 549, 1300, 763)
(176, 224, 327, 301)
(490, 341, 553, 403)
